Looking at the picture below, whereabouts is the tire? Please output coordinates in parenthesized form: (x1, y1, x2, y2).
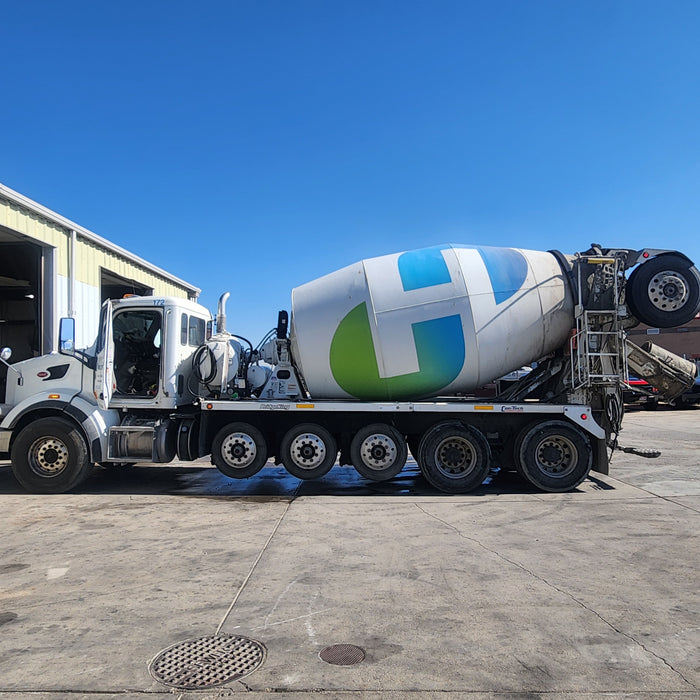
(11, 417, 92, 494)
(627, 255, 700, 328)
(350, 423, 408, 481)
(212, 422, 268, 479)
(418, 421, 491, 494)
(280, 423, 337, 480)
(516, 420, 592, 492)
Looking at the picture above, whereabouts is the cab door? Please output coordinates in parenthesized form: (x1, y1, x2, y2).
(93, 300, 114, 410)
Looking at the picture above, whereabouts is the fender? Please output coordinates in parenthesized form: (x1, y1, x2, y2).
(0, 389, 82, 431)
(68, 394, 122, 462)
(562, 406, 605, 439)
(0, 391, 121, 463)
(629, 249, 693, 267)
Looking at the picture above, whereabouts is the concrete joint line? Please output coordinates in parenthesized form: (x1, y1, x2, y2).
(414, 504, 697, 690)
(215, 490, 300, 636)
(657, 494, 700, 514)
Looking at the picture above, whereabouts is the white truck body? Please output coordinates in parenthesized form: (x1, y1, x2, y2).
(1, 243, 698, 495)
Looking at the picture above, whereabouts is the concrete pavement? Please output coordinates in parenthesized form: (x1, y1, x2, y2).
(0, 407, 698, 698)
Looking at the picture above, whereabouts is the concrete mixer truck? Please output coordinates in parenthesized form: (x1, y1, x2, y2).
(1, 243, 698, 495)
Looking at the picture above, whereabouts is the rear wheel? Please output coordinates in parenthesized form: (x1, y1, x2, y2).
(11, 417, 92, 493)
(212, 422, 268, 479)
(516, 420, 592, 492)
(350, 423, 407, 481)
(280, 423, 337, 480)
(627, 254, 700, 327)
(418, 421, 491, 494)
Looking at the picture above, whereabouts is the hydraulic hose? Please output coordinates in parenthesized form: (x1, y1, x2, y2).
(192, 344, 217, 384)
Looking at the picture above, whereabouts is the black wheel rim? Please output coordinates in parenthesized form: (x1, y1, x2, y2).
(533, 435, 578, 478)
(434, 436, 477, 478)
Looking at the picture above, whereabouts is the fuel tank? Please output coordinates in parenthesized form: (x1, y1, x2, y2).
(290, 245, 574, 400)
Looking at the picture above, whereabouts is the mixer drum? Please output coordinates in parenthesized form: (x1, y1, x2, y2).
(290, 245, 575, 400)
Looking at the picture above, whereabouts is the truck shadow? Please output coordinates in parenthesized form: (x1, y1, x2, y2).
(0, 459, 593, 498)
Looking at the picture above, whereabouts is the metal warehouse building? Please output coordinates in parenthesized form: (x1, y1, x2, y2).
(0, 182, 200, 370)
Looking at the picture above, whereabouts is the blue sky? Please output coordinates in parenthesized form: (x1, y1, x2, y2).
(2, 1, 700, 341)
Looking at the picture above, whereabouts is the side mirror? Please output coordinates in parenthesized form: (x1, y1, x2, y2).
(1, 346, 22, 383)
(59, 317, 76, 355)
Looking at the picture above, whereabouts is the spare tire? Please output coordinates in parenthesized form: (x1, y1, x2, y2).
(627, 254, 700, 328)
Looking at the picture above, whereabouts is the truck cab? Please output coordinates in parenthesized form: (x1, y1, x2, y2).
(0, 295, 212, 493)
(93, 296, 211, 411)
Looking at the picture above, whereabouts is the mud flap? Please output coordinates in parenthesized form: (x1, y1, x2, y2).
(592, 436, 609, 475)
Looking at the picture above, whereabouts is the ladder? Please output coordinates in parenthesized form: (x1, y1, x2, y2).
(570, 255, 628, 391)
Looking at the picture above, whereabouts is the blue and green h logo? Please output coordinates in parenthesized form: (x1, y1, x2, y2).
(329, 245, 529, 401)
(329, 246, 465, 400)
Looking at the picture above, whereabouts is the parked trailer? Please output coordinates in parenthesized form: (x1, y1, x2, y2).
(1, 243, 698, 494)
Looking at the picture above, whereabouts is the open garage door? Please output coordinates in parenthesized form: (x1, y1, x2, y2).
(0, 237, 44, 402)
(101, 268, 153, 302)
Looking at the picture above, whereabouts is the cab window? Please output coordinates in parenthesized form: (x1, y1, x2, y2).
(112, 309, 162, 396)
(188, 317, 206, 346)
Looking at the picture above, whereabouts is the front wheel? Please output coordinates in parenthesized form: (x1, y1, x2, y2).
(11, 417, 92, 493)
(516, 420, 592, 492)
(418, 421, 491, 494)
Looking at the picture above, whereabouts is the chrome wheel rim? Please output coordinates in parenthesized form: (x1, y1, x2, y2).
(289, 433, 326, 470)
(221, 432, 257, 469)
(360, 433, 397, 471)
(647, 270, 689, 312)
(28, 437, 70, 477)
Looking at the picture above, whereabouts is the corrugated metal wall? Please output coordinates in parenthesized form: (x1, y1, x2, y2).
(75, 236, 192, 296)
(0, 188, 199, 349)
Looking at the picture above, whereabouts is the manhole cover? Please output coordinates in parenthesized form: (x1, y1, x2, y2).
(149, 634, 266, 689)
(319, 643, 366, 666)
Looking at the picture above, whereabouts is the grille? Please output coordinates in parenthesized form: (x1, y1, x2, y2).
(149, 634, 266, 689)
(319, 644, 366, 666)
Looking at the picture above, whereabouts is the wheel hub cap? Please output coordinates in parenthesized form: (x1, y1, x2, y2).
(648, 271, 688, 311)
(360, 434, 397, 470)
(435, 438, 476, 478)
(536, 437, 576, 476)
(29, 437, 69, 477)
(290, 434, 326, 469)
(222, 433, 257, 468)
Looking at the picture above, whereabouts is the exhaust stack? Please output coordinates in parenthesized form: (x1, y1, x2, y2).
(216, 292, 230, 334)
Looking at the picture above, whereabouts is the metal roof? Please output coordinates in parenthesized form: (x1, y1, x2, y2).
(0, 182, 200, 296)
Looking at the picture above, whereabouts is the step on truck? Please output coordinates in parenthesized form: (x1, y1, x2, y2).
(1, 243, 698, 494)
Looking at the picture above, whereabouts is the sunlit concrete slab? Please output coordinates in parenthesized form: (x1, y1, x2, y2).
(0, 408, 698, 696)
